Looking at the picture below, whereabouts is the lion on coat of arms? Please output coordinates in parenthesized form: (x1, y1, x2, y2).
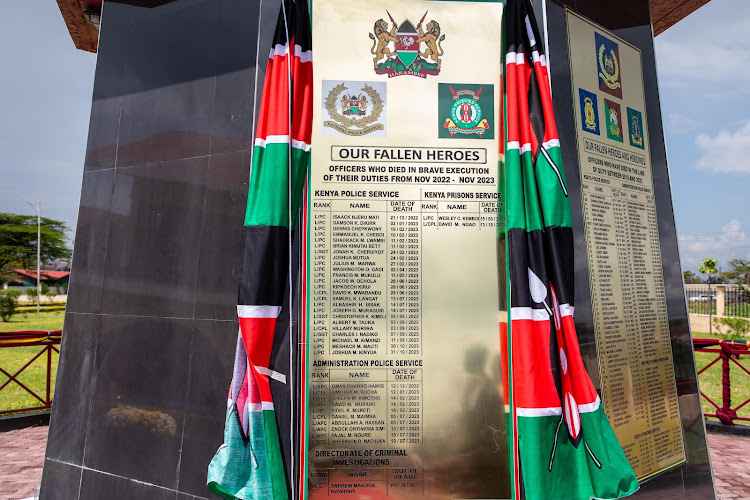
(416, 20, 445, 70)
(369, 19, 397, 66)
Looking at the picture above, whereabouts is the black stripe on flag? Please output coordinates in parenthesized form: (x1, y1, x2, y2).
(238, 225, 292, 306)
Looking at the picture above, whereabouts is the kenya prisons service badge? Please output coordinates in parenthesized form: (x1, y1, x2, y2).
(369, 11, 445, 78)
(322, 81, 386, 137)
(438, 84, 494, 139)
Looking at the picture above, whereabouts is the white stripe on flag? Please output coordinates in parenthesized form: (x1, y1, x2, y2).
(511, 306, 549, 321)
(254, 135, 289, 148)
(579, 396, 601, 414)
(269, 43, 287, 59)
(295, 44, 312, 63)
(517, 398, 600, 418)
(521, 143, 532, 154)
(506, 141, 520, 151)
(292, 139, 312, 152)
(517, 406, 562, 417)
(543, 138, 561, 149)
(249, 402, 276, 412)
(255, 135, 311, 152)
(237, 305, 281, 318)
(559, 303, 574, 317)
(255, 366, 287, 385)
(269, 43, 313, 63)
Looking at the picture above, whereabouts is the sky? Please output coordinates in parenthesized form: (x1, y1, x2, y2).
(0, 1, 748, 276)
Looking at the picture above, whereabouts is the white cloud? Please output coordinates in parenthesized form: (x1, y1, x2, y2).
(695, 120, 750, 174)
(655, 0, 750, 88)
(679, 219, 750, 270)
(665, 113, 700, 136)
(656, 40, 750, 85)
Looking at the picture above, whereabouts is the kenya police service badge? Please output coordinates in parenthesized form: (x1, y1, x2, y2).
(369, 10, 444, 78)
(438, 83, 493, 139)
(322, 80, 386, 137)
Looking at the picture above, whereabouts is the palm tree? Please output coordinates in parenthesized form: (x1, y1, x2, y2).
(698, 258, 718, 335)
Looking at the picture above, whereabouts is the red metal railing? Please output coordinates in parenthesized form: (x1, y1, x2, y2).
(694, 338, 750, 426)
(0, 331, 62, 416)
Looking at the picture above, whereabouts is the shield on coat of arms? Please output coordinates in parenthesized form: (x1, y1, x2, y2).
(395, 20, 419, 68)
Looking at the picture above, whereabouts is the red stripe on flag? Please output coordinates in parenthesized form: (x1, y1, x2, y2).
(511, 317, 561, 409)
(532, 59, 559, 144)
(505, 57, 520, 144)
(254, 47, 313, 144)
(239, 316, 278, 404)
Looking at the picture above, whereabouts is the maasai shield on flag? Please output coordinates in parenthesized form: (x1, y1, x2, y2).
(503, 0, 638, 498)
(207, 0, 312, 498)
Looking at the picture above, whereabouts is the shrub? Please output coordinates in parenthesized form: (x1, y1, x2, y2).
(45, 291, 57, 303)
(25, 287, 38, 304)
(712, 316, 750, 340)
(0, 289, 21, 322)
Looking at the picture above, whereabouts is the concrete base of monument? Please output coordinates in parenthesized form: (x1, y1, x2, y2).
(706, 420, 750, 437)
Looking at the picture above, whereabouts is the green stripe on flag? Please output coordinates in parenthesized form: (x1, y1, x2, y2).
(207, 408, 277, 500)
(506, 146, 571, 232)
(535, 145, 572, 229)
(517, 409, 638, 500)
(263, 409, 288, 500)
(245, 143, 310, 228)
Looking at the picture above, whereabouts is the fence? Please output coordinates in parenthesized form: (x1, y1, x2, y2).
(0, 331, 62, 416)
(694, 338, 750, 426)
(686, 284, 750, 318)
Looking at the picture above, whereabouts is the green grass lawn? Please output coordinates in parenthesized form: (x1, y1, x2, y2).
(0, 310, 64, 414)
(692, 330, 750, 424)
(0, 309, 743, 422)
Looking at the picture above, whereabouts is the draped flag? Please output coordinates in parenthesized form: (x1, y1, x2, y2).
(207, 1, 312, 498)
(503, 1, 638, 498)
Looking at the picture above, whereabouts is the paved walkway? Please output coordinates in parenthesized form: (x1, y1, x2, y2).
(0, 425, 749, 499)
(709, 432, 750, 499)
(0, 425, 46, 500)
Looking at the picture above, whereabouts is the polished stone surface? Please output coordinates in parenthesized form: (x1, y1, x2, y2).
(42, 0, 271, 497)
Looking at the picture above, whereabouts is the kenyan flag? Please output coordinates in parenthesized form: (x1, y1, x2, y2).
(207, 1, 312, 498)
(504, 1, 638, 498)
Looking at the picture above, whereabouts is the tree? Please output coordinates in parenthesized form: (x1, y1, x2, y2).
(698, 258, 718, 280)
(698, 258, 719, 335)
(0, 212, 70, 271)
(727, 259, 750, 285)
(683, 270, 702, 284)
(0, 289, 21, 322)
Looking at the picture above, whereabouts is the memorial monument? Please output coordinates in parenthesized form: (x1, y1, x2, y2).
(42, 0, 715, 498)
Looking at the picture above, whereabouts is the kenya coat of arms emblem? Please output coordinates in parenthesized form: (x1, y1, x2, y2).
(595, 32, 622, 99)
(369, 10, 444, 78)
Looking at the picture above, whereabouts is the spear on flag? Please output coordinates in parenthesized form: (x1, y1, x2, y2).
(417, 10, 428, 29)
